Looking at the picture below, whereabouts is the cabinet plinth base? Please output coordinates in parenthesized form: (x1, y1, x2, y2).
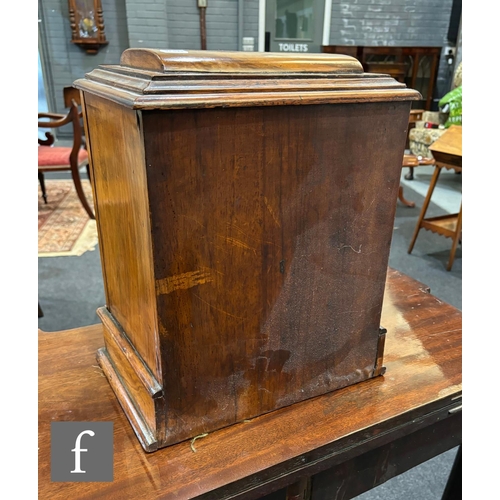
(96, 347, 159, 452)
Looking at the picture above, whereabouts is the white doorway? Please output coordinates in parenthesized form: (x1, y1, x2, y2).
(261, 0, 332, 53)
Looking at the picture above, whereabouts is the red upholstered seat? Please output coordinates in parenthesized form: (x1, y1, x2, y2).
(38, 100, 95, 219)
(38, 146, 88, 166)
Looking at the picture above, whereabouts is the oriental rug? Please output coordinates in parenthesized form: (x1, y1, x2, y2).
(38, 179, 98, 257)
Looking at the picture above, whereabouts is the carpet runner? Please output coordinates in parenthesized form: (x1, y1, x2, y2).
(38, 180, 98, 257)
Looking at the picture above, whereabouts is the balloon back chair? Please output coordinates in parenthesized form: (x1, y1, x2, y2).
(38, 99, 95, 219)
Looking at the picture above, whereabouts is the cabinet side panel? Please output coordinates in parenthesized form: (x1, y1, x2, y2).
(143, 102, 409, 444)
(83, 93, 160, 379)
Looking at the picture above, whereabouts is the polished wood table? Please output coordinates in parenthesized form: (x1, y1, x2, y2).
(408, 126, 462, 271)
(39, 269, 462, 499)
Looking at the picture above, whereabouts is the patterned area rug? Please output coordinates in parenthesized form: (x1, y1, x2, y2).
(38, 179, 98, 257)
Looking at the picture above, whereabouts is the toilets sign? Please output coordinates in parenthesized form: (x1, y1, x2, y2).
(278, 43, 309, 52)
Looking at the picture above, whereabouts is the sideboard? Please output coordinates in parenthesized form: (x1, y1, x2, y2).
(322, 46, 442, 110)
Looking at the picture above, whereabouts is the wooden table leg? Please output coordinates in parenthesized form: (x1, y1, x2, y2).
(408, 165, 441, 254)
(404, 166, 414, 180)
(447, 202, 462, 271)
(38, 171, 47, 204)
(398, 186, 415, 207)
(441, 445, 461, 500)
(286, 477, 311, 500)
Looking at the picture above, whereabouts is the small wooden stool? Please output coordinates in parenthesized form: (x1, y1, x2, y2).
(398, 154, 435, 208)
(407, 126, 462, 271)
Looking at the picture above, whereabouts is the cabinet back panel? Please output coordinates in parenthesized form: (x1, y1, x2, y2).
(142, 102, 409, 441)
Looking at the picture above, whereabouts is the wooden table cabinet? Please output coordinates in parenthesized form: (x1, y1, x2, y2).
(75, 49, 420, 451)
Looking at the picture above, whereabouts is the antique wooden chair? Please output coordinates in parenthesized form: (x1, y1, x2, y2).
(38, 99, 95, 219)
(63, 86, 81, 108)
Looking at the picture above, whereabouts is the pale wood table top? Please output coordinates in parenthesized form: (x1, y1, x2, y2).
(429, 125, 462, 169)
(429, 124, 462, 158)
(38, 268, 462, 500)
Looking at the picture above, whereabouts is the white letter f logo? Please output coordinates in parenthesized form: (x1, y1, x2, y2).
(70, 430, 95, 473)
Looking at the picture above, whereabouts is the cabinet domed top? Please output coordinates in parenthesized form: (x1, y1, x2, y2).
(74, 49, 421, 110)
(119, 48, 364, 75)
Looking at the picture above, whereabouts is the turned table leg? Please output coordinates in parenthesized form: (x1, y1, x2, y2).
(398, 186, 415, 207)
(404, 166, 414, 180)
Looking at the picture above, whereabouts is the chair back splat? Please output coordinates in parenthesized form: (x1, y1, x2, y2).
(38, 99, 94, 220)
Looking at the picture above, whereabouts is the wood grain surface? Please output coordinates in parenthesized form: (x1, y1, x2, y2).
(120, 48, 364, 74)
(74, 49, 421, 110)
(429, 125, 462, 168)
(38, 268, 462, 500)
(80, 46, 418, 450)
(140, 102, 411, 444)
(83, 93, 161, 379)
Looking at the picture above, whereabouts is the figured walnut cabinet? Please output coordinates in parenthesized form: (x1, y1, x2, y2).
(75, 49, 420, 452)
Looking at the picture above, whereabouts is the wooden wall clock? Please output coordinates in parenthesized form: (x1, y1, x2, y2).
(68, 0, 108, 54)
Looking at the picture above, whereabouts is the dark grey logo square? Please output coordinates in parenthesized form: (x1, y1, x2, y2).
(51, 422, 113, 482)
